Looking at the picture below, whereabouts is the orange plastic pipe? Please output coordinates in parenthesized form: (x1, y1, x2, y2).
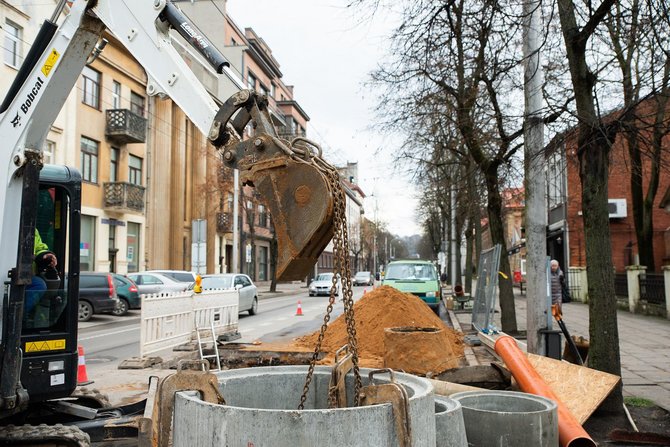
(494, 335, 596, 447)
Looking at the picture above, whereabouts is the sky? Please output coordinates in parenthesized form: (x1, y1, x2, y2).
(223, 0, 422, 236)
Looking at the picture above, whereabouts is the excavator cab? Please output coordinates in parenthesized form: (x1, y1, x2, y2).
(18, 165, 81, 403)
(217, 91, 337, 281)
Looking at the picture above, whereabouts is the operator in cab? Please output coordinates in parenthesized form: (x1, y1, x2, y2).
(24, 229, 58, 326)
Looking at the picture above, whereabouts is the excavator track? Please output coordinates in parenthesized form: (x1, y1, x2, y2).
(0, 424, 90, 446)
(69, 387, 111, 409)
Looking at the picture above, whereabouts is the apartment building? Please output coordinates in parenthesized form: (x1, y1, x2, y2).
(1, 2, 147, 274)
(169, 0, 309, 281)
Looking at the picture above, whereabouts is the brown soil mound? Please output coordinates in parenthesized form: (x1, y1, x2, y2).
(293, 286, 464, 374)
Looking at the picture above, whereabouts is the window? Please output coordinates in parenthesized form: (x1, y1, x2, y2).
(129, 155, 142, 185)
(247, 72, 257, 91)
(4, 20, 21, 67)
(230, 37, 237, 46)
(247, 200, 253, 209)
(547, 149, 565, 209)
(259, 83, 269, 97)
(258, 246, 268, 281)
(80, 215, 96, 271)
(270, 83, 276, 99)
(258, 204, 267, 227)
(43, 140, 55, 164)
(82, 66, 100, 108)
(130, 91, 145, 116)
(127, 222, 140, 272)
(227, 192, 234, 212)
(141, 274, 163, 285)
(80, 137, 98, 183)
(110, 147, 119, 182)
(108, 221, 117, 273)
(112, 81, 121, 108)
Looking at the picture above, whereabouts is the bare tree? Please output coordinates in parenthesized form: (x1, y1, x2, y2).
(556, 0, 622, 412)
(351, 0, 536, 332)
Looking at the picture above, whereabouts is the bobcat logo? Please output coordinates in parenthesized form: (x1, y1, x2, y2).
(11, 112, 21, 127)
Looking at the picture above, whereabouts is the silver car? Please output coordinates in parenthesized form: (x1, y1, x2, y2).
(309, 273, 341, 297)
(127, 272, 188, 295)
(146, 270, 196, 283)
(198, 273, 258, 315)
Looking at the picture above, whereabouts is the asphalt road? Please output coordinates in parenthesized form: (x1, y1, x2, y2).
(77, 285, 368, 377)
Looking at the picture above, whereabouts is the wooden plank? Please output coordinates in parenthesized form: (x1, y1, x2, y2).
(527, 353, 620, 425)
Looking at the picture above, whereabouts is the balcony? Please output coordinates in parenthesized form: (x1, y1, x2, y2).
(217, 212, 232, 233)
(104, 182, 145, 213)
(277, 128, 307, 140)
(105, 109, 147, 144)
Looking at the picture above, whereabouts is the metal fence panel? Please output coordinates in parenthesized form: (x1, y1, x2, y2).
(614, 273, 628, 298)
(639, 273, 665, 305)
(472, 244, 502, 332)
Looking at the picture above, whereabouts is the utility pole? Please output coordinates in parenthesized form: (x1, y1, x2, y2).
(450, 179, 457, 288)
(232, 168, 240, 273)
(523, 0, 547, 355)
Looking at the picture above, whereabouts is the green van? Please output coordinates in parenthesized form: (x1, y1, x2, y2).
(381, 260, 442, 312)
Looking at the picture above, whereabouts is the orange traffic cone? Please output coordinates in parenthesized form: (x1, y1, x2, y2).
(77, 345, 93, 386)
(295, 300, 304, 316)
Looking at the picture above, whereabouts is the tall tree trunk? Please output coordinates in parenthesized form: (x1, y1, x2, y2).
(484, 166, 517, 333)
(580, 126, 623, 412)
(557, 0, 623, 413)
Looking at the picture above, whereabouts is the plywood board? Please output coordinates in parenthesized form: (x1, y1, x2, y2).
(527, 352, 620, 424)
(477, 331, 620, 424)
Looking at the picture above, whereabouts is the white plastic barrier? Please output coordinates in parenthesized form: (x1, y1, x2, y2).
(192, 289, 239, 339)
(140, 289, 239, 357)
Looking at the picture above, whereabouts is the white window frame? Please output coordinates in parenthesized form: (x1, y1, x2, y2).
(4, 20, 22, 68)
(43, 140, 55, 164)
(112, 81, 121, 109)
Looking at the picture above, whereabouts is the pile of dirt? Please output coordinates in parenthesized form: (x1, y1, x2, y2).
(293, 286, 463, 374)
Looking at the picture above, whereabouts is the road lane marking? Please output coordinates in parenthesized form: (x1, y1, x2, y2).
(79, 327, 139, 341)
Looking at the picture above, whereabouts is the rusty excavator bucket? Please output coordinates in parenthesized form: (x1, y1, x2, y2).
(214, 90, 335, 281)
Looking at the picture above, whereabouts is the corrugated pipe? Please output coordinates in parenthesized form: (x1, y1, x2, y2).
(494, 335, 596, 447)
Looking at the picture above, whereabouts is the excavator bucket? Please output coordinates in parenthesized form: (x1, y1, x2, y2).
(215, 90, 336, 281)
(241, 156, 334, 280)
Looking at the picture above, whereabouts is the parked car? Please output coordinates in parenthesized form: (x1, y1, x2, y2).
(353, 271, 374, 286)
(127, 272, 189, 295)
(194, 273, 258, 315)
(309, 273, 341, 297)
(111, 273, 140, 316)
(146, 270, 196, 283)
(381, 260, 441, 312)
(77, 272, 120, 322)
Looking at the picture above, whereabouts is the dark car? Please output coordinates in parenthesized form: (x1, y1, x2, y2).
(111, 273, 140, 316)
(77, 272, 120, 322)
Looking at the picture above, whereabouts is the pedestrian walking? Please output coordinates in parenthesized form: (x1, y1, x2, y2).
(550, 259, 564, 312)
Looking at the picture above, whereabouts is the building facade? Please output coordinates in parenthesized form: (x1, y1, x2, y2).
(546, 106, 670, 272)
(148, 1, 313, 280)
(2, 2, 148, 274)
